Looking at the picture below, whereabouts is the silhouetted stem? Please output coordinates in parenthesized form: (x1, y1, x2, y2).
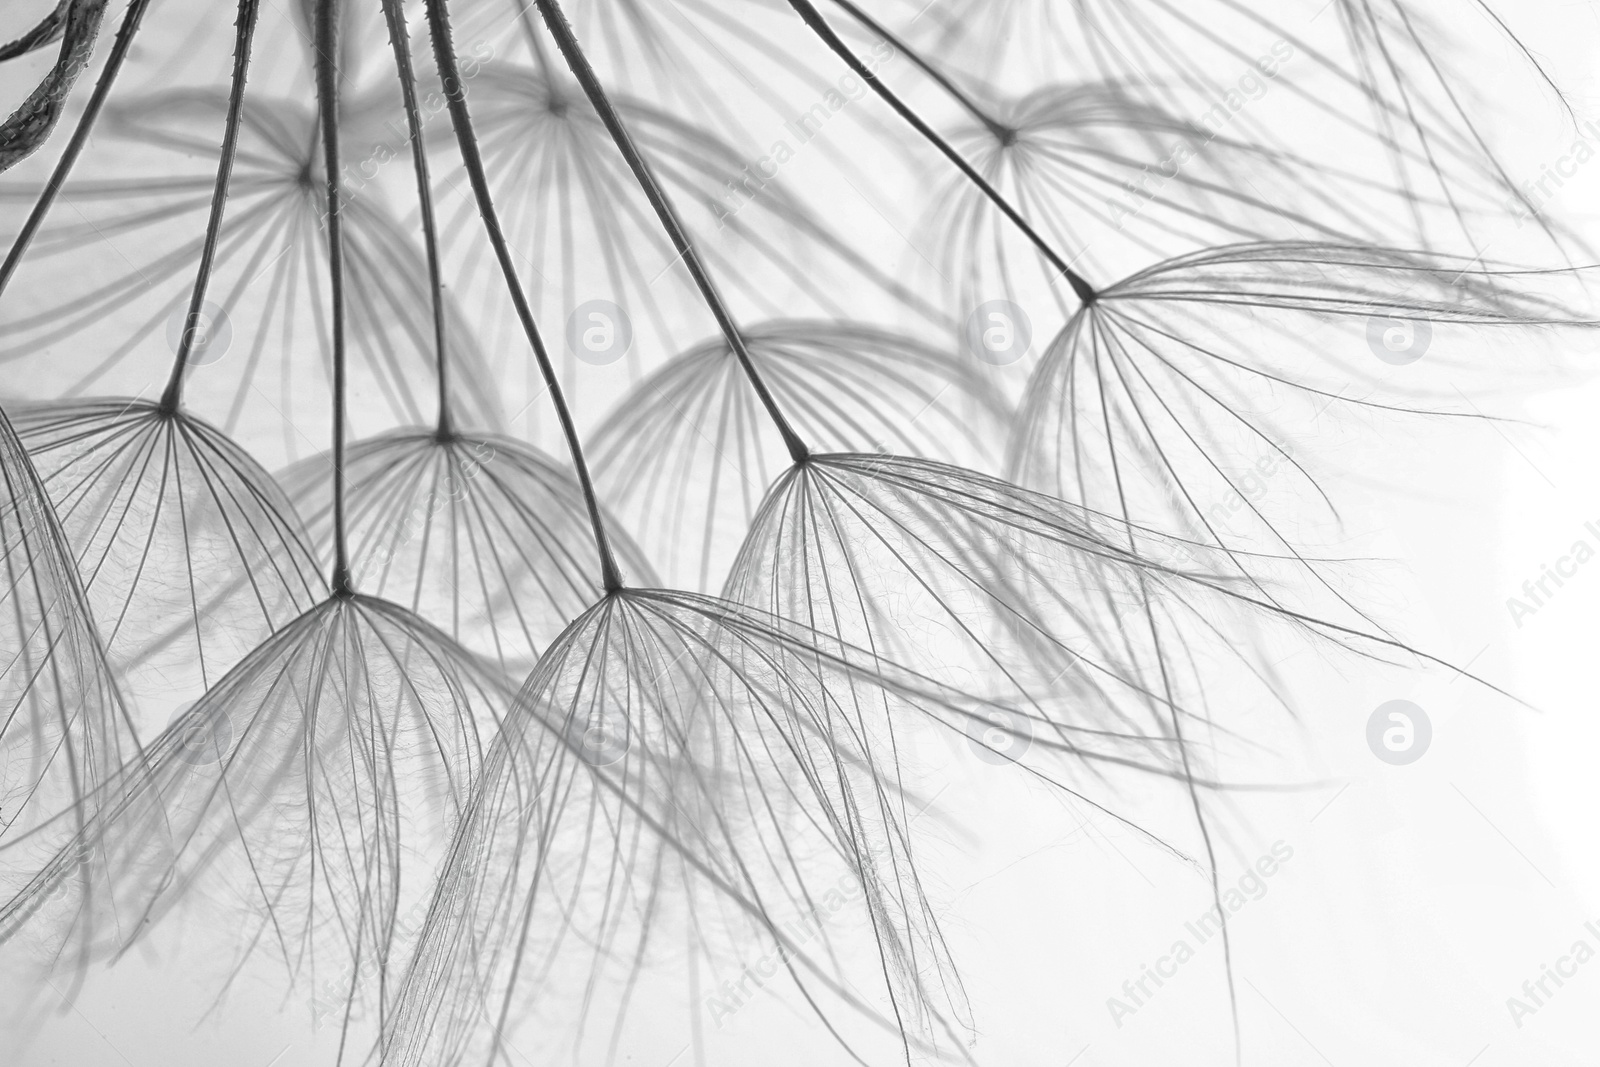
(314, 0, 353, 597)
(424, 0, 623, 592)
(787, 0, 1098, 306)
(378, 0, 452, 438)
(533, 0, 812, 464)
(157, 0, 262, 416)
(0, 0, 153, 300)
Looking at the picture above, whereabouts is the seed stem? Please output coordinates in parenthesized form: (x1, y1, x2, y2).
(787, 0, 1097, 306)
(314, 0, 354, 597)
(533, 0, 811, 464)
(378, 0, 453, 439)
(424, 0, 624, 592)
(157, 0, 262, 416)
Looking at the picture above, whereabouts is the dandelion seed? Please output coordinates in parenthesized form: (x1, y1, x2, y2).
(16, 399, 326, 724)
(0, 593, 512, 1035)
(1008, 242, 1595, 597)
(7, 0, 326, 729)
(384, 589, 979, 1067)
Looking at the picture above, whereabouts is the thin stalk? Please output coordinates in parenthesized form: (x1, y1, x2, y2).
(378, 0, 452, 438)
(532, 0, 811, 464)
(0, 0, 154, 300)
(825, 0, 1009, 141)
(314, 0, 353, 598)
(785, 0, 1098, 306)
(157, 0, 262, 416)
(423, 0, 623, 592)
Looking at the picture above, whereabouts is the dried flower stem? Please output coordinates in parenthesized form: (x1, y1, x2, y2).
(0, 0, 153, 298)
